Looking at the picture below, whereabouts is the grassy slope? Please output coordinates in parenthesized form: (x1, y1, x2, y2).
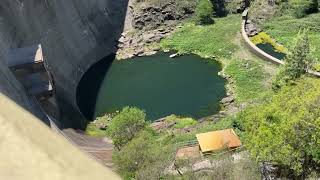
(262, 13, 320, 61)
(161, 15, 239, 58)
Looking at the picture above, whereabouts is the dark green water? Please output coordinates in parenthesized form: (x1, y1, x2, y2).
(93, 52, 226, 121)
(257, 43, 286, 60)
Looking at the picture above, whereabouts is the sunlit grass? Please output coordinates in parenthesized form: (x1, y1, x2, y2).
(263, 13, 320, 61)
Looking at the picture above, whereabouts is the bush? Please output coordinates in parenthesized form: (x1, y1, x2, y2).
(195, 0, 214, 25)
(240, 78, 320, 177)
(113, 130, 172, 179)
(106, 106, 147, 150)
(272, 30, 313, 91)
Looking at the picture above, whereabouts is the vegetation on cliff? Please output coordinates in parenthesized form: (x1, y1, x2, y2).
(239, 78, 320, 177)
(107, 107, 147, 150)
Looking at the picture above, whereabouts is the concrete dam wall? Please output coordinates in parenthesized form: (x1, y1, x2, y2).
(0, 0, 129, 128)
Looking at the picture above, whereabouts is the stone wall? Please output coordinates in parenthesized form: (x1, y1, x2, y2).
(0, 0, 129, 128)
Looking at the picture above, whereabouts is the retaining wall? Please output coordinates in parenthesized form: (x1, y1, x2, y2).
(241, 14, 320, 77)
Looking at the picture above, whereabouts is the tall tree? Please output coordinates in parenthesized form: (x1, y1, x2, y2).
(273, 29, 313, 90)
(211, 0, 228, 17)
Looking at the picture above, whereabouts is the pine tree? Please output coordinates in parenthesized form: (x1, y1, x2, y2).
(272, 29, 313, 90)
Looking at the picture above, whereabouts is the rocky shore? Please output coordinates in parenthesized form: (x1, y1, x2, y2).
(116, 26, 175, 59)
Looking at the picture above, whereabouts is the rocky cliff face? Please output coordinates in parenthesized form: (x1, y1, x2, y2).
(130, 0, 196, 30)
(0, 0, 129, 128)
(116, 0, 197, 59)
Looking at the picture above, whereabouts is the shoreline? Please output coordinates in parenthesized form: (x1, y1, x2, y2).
(115, 26, 239, 128)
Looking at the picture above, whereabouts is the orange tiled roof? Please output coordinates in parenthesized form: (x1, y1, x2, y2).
(196, 129, 241, 153)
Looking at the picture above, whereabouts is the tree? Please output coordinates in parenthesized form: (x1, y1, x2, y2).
(240, 78, 320, 177)
(272, 30, 313, 91)
(211, 0, 228, 17)
(195, 0, 214, 25)
(107, 106, 147, 150)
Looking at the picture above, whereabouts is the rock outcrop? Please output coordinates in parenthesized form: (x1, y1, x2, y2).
(131, 0, 196, 30)
(117, 0, 196, 59)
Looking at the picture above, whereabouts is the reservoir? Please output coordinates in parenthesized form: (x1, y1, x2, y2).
(78, 52, 226, 121)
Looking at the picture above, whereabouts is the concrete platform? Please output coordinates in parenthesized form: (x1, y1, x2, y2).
(7, 45, 44, 70)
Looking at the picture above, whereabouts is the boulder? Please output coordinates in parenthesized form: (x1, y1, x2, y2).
(221, 96, 235, 105)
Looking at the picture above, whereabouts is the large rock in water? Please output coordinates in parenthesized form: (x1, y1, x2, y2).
(0, 0, 129, 128)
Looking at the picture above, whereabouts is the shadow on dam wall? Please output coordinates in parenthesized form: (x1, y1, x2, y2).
(76, 54, 115, 121)
(0, 0, 129, 129)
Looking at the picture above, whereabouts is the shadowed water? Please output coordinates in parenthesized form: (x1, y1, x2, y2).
(257, 43, 286, 60)
(93, 52, 226, 121)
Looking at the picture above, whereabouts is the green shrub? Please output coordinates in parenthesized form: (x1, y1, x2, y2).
(113, 129, 172, 179)
(272, 30, 313, 91)
(195, 0, 215, 25)
(106, 106, 147, 150)
(240, 78, 320, 177)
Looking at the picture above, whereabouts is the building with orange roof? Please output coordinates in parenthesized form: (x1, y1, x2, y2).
(196, 129, 241, 153)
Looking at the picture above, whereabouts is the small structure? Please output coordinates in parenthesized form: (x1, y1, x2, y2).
(196, 129, 241, 153)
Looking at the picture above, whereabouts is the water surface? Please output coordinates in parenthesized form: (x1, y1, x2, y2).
(93, 52, 226, 120)
(257, 43, 286, 60)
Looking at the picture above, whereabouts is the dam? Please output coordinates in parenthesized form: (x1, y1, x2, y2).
(0, 0, 129, 128)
